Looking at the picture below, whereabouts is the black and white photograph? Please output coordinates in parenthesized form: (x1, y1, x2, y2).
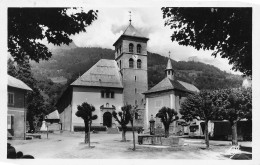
(1, 0, 259, 163)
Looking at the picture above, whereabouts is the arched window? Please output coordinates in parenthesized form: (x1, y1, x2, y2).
(129, 43, 134, 53)
(129, 58, 134, 68)
(137, 59, 142, 69)
(137, 44, 141, 53)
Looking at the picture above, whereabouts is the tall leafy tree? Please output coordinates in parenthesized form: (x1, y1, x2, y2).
(156, 107, 179, 138)
(8, 8, 98, 62)
(112, 105, 132, 142)
(215, 88, 252, 145)
(75, 102, 98, 145)
(180, 90, 220, 148)
(162, 7, 252, 76)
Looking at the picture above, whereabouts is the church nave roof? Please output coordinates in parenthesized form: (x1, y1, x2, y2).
(71, 59, 123, 88)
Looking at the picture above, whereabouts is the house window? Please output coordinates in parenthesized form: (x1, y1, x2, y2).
(129, 43, 134, 53)
(129, 58, 134, 68)
(111, 92, 114, 98)
(137, 59, 142, 69)
(7, 115, 14, 129)
(102, 91, 115, 99)
(137, 44, 141, 53)
(106, 92, 110, 98)
(135, 76, 136, 81)
(8, 92, 14, 105)
(101, 91, 105, 98)
(135, 88, 137, 94)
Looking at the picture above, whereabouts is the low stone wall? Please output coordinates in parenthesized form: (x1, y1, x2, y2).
(138, 135, 184, 146)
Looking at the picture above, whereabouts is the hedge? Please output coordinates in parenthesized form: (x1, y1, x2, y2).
(73, 126, 107, 132)
(117, 126, 143, 132)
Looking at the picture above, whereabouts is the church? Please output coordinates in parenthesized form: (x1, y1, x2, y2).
(143, 56, 199, 133)
(56, 19, 199, 133)
(56, 20, 148, 131)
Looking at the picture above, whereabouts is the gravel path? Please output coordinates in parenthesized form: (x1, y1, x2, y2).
(7, 132, 250, 159)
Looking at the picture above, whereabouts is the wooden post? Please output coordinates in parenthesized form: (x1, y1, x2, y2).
(131, 121, 135, 151)
(88, 120, 91, 147)
(47, 125, 48, 139)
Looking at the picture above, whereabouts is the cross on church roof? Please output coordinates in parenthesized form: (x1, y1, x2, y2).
(168, 51, 171, 59)
(129, 11, 132, 24)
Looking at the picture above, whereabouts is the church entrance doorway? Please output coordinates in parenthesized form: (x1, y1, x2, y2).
(103, 112, 112, 128)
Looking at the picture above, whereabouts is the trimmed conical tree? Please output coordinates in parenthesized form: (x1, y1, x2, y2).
(156, 107, 179, 138)
(112, 105, 132, 142)
(75, 102, 97, 145)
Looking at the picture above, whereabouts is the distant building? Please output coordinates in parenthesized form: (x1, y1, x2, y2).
(50, 76, 67, 84)
(7, 75, 32, 139)
(188, 56, 200, 62)
(242, 77, 252, 89)
(143, 57, 199, 133)
(56, 21, 148, 131)
(44, 110, 61, 131)
(176, 70, 203, 78)
(45, 110, 60, 124)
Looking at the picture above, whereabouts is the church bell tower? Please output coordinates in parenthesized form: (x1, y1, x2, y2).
(113, 16, 149, 107)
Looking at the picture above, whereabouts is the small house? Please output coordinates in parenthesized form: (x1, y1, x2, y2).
(7, 75, 32, 139)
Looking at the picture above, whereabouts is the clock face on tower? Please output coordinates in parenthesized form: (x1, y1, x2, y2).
(133, 55, 138, 60)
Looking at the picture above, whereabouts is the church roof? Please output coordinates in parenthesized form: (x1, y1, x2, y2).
(122, 24, 146, 38)
(166, 58, 173, 70)
(8, 75, 32, 91)
(71, 59, 123, 88)
(113, 24, 149, 46)
(143, 77, 199, 95)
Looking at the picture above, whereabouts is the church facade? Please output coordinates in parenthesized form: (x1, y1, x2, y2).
(57, 22, 148, 131)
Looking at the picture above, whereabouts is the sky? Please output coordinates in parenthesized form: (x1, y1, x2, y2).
(70, 7, 240, 74)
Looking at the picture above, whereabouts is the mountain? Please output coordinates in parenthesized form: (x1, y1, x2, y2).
(31, 47, 243, 91)
(44, 41, 78, 51)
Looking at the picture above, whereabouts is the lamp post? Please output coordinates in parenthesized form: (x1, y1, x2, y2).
(149, 115, 155, 135)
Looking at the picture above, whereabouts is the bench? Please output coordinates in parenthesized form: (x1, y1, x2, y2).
(26, 133, 41, 139)
(138, 135, 164, 145)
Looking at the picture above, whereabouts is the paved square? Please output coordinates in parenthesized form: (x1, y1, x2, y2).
(7, 132, 250, 159)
